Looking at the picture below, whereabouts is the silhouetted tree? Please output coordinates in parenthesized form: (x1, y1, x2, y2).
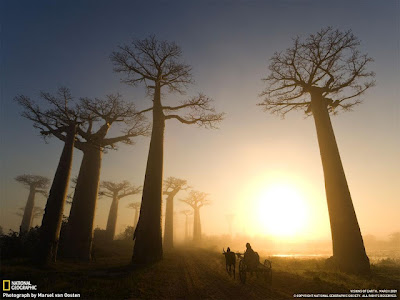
(15, 175, 49, 234)
(111, 35, 224, 264)
(99, 181, 141, 241)
(17, 89, 85, 264)
(180, 210, 192, 241)
(17, 88, 81, 265)
(16, 88, 148, 261)
(127, 202, 141, 229)
(64, 94, 148, 260)
(16, 207, 43, 222)
(181, 190, 210, 242)
(163, 177, 189, 249)
(259, 27, 375, 274)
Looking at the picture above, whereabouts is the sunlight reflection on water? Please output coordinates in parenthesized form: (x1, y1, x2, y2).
(271, 254, 328, 258)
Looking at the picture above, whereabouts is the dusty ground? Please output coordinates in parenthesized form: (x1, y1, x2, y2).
(129, 248, 284, 299)
(1, 247, 399, 299)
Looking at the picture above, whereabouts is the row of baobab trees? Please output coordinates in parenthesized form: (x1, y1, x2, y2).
(14, 27, 374, 274)
(15, 35, 223, 267)
(15, 174, 209, 248)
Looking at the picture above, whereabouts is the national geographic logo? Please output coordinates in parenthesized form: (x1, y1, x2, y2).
(3, 280, 10, 291)
(2, 280, 37, 291)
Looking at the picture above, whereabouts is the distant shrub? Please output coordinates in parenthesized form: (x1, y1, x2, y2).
(0, 226, 40, 260)
(376, 257, 400, 266)
(116, 226, 135, 242)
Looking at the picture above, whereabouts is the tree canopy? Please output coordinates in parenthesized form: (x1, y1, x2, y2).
(259, 27, 375, 116)
(111, 35, 224, 128)
(15, 87, 150, 151)
(181, 190, 211, 209)
(15, 175, 50, 194)
(99, 181, 142, 199)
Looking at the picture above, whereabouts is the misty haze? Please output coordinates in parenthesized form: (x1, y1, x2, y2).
(0, 1, 399, 299)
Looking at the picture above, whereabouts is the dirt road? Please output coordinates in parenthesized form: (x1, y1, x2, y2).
(3, 247, 397, 299)
(129, 248, 291, 299)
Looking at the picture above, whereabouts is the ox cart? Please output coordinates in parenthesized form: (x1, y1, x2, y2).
(235, 253, 272, 284)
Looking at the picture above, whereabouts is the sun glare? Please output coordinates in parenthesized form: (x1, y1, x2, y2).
(256, 183, 308, 237)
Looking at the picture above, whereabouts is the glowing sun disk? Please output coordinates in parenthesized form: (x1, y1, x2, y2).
(257, 184, 308, 237)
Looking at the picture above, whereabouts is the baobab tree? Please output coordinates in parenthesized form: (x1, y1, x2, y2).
(181, 190, 210, 242)
(16, 88, 149, 261)
(127, 202, 141, 229)
(99, 181, 141, 241)
(15, 175, 49, 234)
(180, 210, 192, 241)
(16, 88, 81, 265)
(258, 27, 374, 274)
(111, 35, 224, 264)
(16, 207, 43, 225)
(163, 177, 189, 249)
(64, 94, 148, 260)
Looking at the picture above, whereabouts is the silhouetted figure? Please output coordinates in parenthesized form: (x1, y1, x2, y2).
(244, 243, 259, 271)
(222, 247, 236, 278)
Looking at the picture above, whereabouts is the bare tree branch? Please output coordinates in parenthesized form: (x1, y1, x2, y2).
(259, 27, 375, 117)
(163, 177, 189, 196)
(180, 190, 211, 209)
(99, 180, 142, 200)
(16, 88, 150, 152)
(15, 174, 50, 190)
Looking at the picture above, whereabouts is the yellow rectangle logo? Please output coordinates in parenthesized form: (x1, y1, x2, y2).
(3, 280, 10, 291)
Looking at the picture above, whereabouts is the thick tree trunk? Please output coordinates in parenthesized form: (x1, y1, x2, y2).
(134, 208, 139, 228)
(310, 90, 370, 274)
(132, 84, 164, 264)
(64, 146, 103, 261)
(37, 125, 76, 265)
(193, 208, 201, 242)
(163, 195, 174, 249)
(20, 186, 36, 234)
(105, 194, 119, 241)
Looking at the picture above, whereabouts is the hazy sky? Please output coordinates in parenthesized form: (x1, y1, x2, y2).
(1, 0, 399, 244)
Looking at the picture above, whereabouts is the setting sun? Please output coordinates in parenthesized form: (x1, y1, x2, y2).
(256, 184, 308, 237)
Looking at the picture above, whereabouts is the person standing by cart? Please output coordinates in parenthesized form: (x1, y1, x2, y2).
(244, 242, 259, 270)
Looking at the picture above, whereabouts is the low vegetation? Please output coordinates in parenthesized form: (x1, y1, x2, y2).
(1, 232, 398, 299)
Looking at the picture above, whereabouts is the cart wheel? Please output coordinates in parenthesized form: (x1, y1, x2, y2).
(239, 260, 247, 284)
(264, 260, 272, 284)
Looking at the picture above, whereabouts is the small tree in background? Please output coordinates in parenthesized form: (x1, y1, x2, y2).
(180, 210, 192, 241)
(16, 207, 43, 224)
(181, 190, 210, 242)
(259, 27, 375, 274)
(99, 181, 141, 241)
(15, 175, 49, 234)
(127, 202, 141, 229)
(163, 177, 189, 249)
